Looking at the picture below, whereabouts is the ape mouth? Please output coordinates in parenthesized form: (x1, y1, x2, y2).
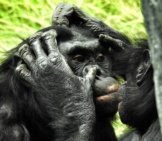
(95, 84, 121, 102)
(94, 83, 122, 117)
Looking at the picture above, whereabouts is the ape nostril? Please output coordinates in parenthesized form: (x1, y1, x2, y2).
(83, 66, 102, 78)
(83, 68, 89, 76)
(96, 69, 101, 76)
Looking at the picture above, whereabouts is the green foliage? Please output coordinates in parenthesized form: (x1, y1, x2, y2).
(0, 0, 145, 137)
(0, 0, 146, 51)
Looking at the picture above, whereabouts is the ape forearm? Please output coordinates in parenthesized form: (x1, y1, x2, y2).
(53, 3, 131, 44)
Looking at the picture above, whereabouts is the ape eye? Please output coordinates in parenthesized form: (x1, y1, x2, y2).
(96, 54, 105, 62)
(72, 55, 84, 62)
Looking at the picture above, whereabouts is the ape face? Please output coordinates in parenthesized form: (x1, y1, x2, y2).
(59, 35, 111, 78)
(57, 26, 121, 118)
(118, 48, 156, 133)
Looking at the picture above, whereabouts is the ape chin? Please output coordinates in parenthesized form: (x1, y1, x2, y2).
(93, 77, 121, 118)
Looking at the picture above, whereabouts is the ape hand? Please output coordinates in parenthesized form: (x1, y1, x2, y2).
(99, 34, 131, 51)
(15, 29, 97, 141)
(15, 30, 73, 84)
(52, 3, 114, 34)
(52, 3, 132, 50)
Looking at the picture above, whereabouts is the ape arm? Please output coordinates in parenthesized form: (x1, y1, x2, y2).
(16, 29, 97, 141)
(52, 3, 131, 44)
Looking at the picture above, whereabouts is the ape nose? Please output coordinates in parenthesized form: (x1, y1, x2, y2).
(83, 65, 102, 78)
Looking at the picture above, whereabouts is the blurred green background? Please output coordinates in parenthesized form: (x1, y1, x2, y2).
(0, 0, 146, 137)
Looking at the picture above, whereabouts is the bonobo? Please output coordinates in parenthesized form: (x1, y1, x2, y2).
(0, 22, 121, 140)
(118, 40, 162, 141)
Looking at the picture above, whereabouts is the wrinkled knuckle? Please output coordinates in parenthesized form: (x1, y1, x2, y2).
(18, 44, 30, 57)
(37, 58, 49, 70)
(49, 57, 57, 64)
(29, 32, 42, 43)
(15, 64, 31, 77)
(15, 64, 25, 74)
(42, 30, 57, 39)
(49, 52, 60, 64)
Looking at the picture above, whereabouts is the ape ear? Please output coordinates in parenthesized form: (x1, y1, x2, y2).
(136, 49, 151, 86)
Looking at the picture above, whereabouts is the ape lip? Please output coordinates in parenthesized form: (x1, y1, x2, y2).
(105, 84, 120, 93)
(95, 84, 120, 101)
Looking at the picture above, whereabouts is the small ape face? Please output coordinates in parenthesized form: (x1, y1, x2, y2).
(58, 27, 121, 117)
(118, 49, 154, 131)
(124, 49, 151, 87)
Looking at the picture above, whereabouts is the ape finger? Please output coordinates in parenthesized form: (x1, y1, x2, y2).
(72, 6, 91, 22)
(41, 29, 58, 54)
(41, 29, 62, 66)
(99, 34, 130, 51)
(15, 64, 35, 84)
(52, 2, 94, 26)
(29, 32, 47, 58)
(52, 2, 73, 26)
(18, 44, 35, 70)
(36, 57, 53, 72)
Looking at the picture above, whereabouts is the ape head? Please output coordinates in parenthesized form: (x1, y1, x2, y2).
(118, 43, 157, 134)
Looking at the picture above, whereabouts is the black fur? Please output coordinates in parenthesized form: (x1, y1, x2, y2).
(118, 40, 162, 140)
